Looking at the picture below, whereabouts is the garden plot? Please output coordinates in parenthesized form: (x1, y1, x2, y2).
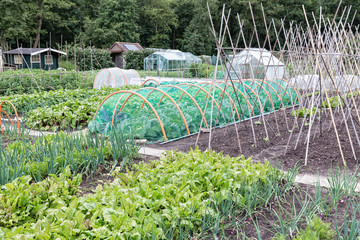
(154, 106, 360, 176)
(0, 85, 139, 133)
(89, 79, 298, 141)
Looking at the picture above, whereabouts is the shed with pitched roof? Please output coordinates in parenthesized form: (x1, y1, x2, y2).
(3, 48, 66, 70)
(109, 42, 143, 68)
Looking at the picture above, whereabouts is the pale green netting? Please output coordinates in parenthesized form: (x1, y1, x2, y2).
(89, 80, 298, 141)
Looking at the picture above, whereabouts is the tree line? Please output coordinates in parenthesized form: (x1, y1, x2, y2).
(1, 0, 360, 55)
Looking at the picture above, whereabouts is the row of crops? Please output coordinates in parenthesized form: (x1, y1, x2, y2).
(0, 69, 97, 95)
(90, 79, 299, 141)
(0, 85, 138, 131)
(0, 130, 140, 186)
(0, 149, 287, 238)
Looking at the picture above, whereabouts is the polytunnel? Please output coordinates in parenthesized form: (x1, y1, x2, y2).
(227, 48, 286, 80)
(93, 68, 142, 89)
(89, 79, 299, 141)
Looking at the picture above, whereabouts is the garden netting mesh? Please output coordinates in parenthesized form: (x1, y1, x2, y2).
(93, 68, 142, 89)
(89, 79, 299, 141)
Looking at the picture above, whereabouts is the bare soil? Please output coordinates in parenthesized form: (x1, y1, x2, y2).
(153, 107, 360, 176)
(224, 183, 359, 239)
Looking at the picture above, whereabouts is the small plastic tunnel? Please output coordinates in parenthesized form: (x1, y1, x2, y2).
(89, 79, 299, 141)
(93, 68, 142, 89)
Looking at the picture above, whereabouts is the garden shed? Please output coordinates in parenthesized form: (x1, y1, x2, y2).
(144, 50, 202, 72)
(109, 42, 143, 69)
(93, 67, 142, 89)
(226, 48, 285, 80)
(3, 48, 66, 70)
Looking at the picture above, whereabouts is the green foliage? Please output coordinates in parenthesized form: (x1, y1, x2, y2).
(64, 45, 114, 70)
(188, 63, 214, 78)
(4, 0, 360, 56)
(0, 167, 81, 229)
(0, 129, 139, 185)
(0, 87, 118, 113)
(26, 98, 101, 131)
(78, 0, 140, 48)
(181, 0, 218, 55)
(0, 69, 96, 95)
(294, 215, 335, 240)
(17, 85, 139, 131)
(139, 0, 178, 48)
(0, 148, 283, 238)
(124, 49, 155, 70)
(92, 81, 298, 141)
(321, 96, 344, 108)
(292, 107, 320, 118)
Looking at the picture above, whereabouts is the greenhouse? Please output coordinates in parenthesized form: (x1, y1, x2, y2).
(89, 79, 299, 141)
(226, 48, 285, 80)
(93, 68, 142, 89)
(143, 50, 202, 72)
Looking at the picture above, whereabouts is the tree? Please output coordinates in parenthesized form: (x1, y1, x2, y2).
(181, 0, 219, 55)
(138, 0, 178, 48)
(79, 0, 140, 48)
(32, 0, 74, 48)
(0, 0, 34, 47)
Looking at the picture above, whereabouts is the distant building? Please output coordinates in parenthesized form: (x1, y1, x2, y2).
(3, 48, 66, 70)
(226, 48, 285, 80)
(109, 42, 143, 68)
(144, 50, 202, 72)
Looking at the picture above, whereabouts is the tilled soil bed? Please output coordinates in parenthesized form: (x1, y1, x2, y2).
(153, 107, 360, 176)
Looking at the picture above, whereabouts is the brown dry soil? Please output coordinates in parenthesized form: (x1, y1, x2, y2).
(220, 183, 359, 239)
(152, 108, 360, 177)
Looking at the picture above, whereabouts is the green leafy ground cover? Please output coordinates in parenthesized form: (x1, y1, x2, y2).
(0, 129, 139, 186)
(0, 149, 285, 239)
(0, 69, 98, 95)
(0, 85, 139, 132)
(91, 81, 298, 141)
(1, 146, 359, 239)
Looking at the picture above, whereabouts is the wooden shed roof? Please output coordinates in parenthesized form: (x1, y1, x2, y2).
(109, 42, 143, 54)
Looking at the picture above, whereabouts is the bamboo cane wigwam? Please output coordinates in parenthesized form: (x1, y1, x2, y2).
(200, 1, 360, 166)
(90, 1, 360, 166)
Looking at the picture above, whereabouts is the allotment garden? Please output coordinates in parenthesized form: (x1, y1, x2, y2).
(2, 4, 360, 239)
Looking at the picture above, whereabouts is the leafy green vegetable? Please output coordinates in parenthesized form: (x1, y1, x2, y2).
(294, 215, 335, 240)
(0, 69, 97, 96)
(8, 86, 139, 131)
(91, 81, 298, 141)
(0, 148, 284, 239)
(321, 96, 343, 108)
(292, 107, 320, 118)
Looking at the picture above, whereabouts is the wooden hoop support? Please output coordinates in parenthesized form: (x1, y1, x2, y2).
(141, 78, 160, 88)
(196, 82, 242, 120)
(239, 80, 276, 110)
(130, 69, 143, 83)
(108, 90, 168, 140)
(136, 87, 190, 135)
(157, 85, 209, 128)
(0, 101, 21, 136)
(177, 83, 224, 116)
(118, 68, 129, 85)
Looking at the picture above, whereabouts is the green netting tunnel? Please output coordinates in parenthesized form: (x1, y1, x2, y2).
(89, 79, 299, 141)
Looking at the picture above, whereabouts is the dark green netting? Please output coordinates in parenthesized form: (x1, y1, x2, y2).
(89, 80, 298, 141)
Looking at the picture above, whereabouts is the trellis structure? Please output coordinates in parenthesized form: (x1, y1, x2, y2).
(201, 1, 360, 167)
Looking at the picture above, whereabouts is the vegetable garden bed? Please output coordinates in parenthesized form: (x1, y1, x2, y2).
(0, 85, 139, 132)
